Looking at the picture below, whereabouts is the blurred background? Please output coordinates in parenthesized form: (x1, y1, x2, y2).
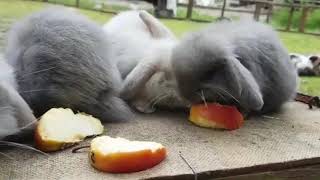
(0, 0, 319, 95)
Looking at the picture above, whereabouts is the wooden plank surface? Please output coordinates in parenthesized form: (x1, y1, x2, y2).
(1, 102, 320, 180)
(215, 164, 320, 180)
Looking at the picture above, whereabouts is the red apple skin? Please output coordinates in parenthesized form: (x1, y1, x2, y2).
(34, 125, 76, 152)
(189, 103, 244, 130)
(89, 147, 166, 173)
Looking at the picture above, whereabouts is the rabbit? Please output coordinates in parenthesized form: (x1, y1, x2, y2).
(103, 10, 189, 113)
(290, 53, 315, 76)
(171, 20, 299, 114)
(5, 7, 133, 123)
(309, 55, 320, 76)
(0, 56, 37, 140)
(107, 12, 297, 114)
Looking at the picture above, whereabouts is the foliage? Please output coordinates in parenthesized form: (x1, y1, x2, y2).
(271, 7, 320, 32)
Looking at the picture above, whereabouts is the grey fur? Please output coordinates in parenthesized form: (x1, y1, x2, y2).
(0, 58, 36, 140)
(171, 21, 298, 113)
(5, 8, 133, 122)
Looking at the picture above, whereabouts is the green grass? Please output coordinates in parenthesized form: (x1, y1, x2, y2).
(0, 0, 319, 96)
(279, 32, 320, 54)
(161, 19, 207, 37)
(0, 0, 113, 24)
(300, 77, 320, 96)
(32, 0, 131, 13)
(176, 7, 217, 21)
(48, 0, 76, 6)
(79, 9, 112, 24)
(0, 0, 44, 18)
(272, 7, 320, 33)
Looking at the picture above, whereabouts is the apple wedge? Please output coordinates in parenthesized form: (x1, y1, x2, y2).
(89, 136, 166, 173)
(35, 108, 104, 152)
(189, 103, 244, 130)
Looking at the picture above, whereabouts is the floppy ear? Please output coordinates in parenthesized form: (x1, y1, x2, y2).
(0, 82, 37, 141)
(4, 82, 37, 128)
(227, 57, 264, 111)
(120, 56, 160, 101)
(139, 11, 176, 39)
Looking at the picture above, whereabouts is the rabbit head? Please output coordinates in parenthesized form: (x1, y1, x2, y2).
(171, 21, 297, 113)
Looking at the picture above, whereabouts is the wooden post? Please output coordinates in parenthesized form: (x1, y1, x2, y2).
(253, 2, 263, 21)
(76, 0, 80, 7)
(286, 6, 295, 31)
(186, 0, 194, 19)
(266, 4, 273, 23)
(220, 0, 227, 18)
(299, 7, 309, 33)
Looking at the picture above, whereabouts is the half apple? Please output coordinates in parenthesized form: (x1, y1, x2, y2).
(89, 136, 167, 173)
(189, 103, 244, 130)
(35, 108, 104, 152)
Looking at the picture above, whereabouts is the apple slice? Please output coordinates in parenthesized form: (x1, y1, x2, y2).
(189, 103, 244, 130)
(89, 136, 166, 173)
(35, 108, 104, 152)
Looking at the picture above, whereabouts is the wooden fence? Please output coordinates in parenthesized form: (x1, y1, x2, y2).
(35, 0, 320, 35)
(181, 0, 320, 35)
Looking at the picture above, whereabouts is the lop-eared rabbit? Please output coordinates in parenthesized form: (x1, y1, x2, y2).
(0, 58, 36, 140)
(103, 10, 189, 113)
(112, 13, 298, 114)
(1, 9, 177, 140)
(1, 8, 134, 141)
(172, 21, 298, 113)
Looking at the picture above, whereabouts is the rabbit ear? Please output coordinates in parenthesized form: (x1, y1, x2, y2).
(139, 11, 175, 39)
(120, 56, 160, 101)
(4, 83, 37, 128)
(227, 56, 264, 111)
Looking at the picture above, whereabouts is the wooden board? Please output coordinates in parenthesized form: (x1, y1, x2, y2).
(1, 102, 320, 180)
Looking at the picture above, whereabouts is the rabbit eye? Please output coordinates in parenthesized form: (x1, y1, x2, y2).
(200, 65, 225, 82)
(200, 69, 216, 82)
(200, 59, 227, 80)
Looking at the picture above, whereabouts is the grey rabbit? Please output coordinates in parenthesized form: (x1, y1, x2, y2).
(0, 56, 36, 140)
(5, 7, 133, 125)
(171, 21, 298, 113)
(109, 12, 298, 114)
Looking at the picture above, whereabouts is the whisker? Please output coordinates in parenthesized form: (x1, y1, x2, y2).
(19, 119, 37, 130)
(0, 141, 48, 156)
(196, 91, 207, 107)
(216, 91, 227, 102)
(0, 152, 14, 160)
(262, 115, 281, 120)
(214, 87, 250, 112)
(215, 87, 241, 104)
(151, 94, 170, 109)
(19, 89, 53, 93)
(201, 90, 208, 107)
(148, 93, 166, 105)
(0, 106, 11, 111)
(18, 67, 57, 79)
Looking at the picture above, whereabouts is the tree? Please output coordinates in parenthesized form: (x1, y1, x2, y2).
(187, 0, 194, 19)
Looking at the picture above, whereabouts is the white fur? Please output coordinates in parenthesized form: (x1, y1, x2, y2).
(0, 55, 16, 88)
(290, 53, 313, 70)
(103, 11, 187, 112)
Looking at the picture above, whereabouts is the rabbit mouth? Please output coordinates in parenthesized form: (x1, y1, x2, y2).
(188, 88, 241, 108)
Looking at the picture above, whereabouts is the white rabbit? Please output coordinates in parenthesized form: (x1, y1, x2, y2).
(104, 11, 189, 113)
